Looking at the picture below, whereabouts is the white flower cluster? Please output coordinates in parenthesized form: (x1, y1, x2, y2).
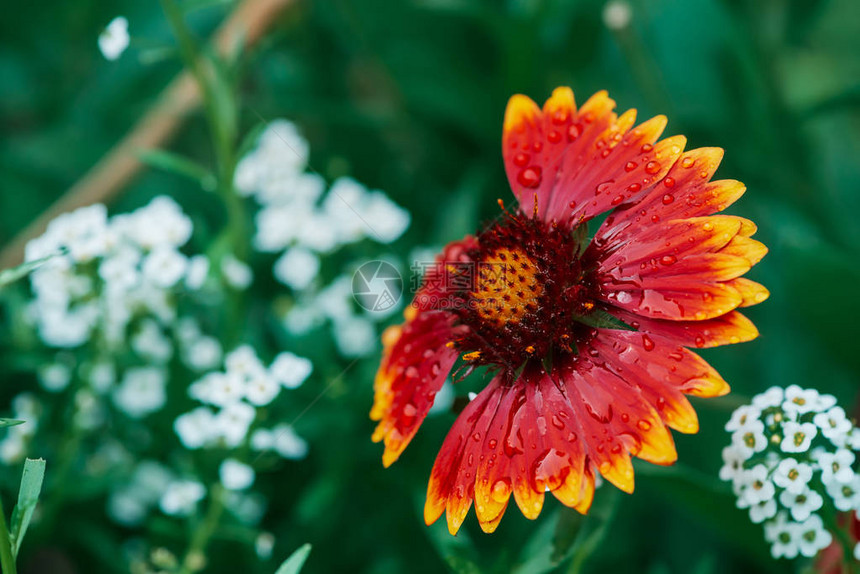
(721, 385, 860, 560)
(25, 197, 204, 349)
(174, 345, 310, 459)
(0, 394, 40, 464)
(107, 460, 210, 523)
(234, 120, 410, 292)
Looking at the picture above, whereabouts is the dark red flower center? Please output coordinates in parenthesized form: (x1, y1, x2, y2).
(449, 212, 597, 370)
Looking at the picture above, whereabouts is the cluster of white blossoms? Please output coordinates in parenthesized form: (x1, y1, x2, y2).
(721, 385, 860, 560)
(25, 196, 203, 349)
(174, 345, 310, 459)
(235, 120, 410, 357)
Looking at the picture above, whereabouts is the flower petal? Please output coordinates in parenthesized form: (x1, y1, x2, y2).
(502, 88, 686, 224)
(610, 308, 759, 349)
(370, 306, 460, 467)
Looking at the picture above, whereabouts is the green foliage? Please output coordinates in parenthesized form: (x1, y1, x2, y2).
(0, 0, 859, 573)
(274, 543, 311, 574)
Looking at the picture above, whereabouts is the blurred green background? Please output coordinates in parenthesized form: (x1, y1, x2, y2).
(2, 0, 860, 572)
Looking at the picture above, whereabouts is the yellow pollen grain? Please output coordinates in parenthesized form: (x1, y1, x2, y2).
(463, 351, 482, 361)
(788, 469, 798, 480)
(471, 247, 542, 327)
(793, 432, 806, 447)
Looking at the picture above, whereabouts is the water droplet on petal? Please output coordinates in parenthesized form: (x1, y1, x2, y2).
(625, 161, 637, 172)
(642, 334, 655, 351)
(567, 124, 582, 141)
(641, 143, 653, 153)
(637, 420, 652, 431)
(518, 167, 542, 188)
(513, 153, 529, 167)
(491, 478, 511, 503)
(645, 161, 661, 174)
(663, 177, 675, 188)
(548, 130, 561, 143)
(660, 255, 676, 265)
(662, 194, 675, 205)
(681, 157, 695, 168)
(611, 195, 624, 205)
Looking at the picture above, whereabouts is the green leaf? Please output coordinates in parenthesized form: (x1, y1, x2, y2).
(565, 488, 621, 574)
(0, 419, 24, 429)
(9, 458, 46, 557)
(0, 250, 65, 290)
(572, 308, 637, 331)
(137, 149, 216, 191)
(274, 543, 311, 574)
(445, 555, 483, 574)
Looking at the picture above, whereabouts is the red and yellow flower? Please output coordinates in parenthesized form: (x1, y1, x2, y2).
(371, 87, 768, 534)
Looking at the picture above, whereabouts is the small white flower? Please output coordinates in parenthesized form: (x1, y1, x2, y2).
(269, 352, 312, 389)
(160, 480, 205, 516)
(38, 362, 72, 392)
(826, 475, 860, 511)
(602, 0, 632, 30)
(250, 428, 274, 451)
(772, 458, 813, 494)
(219, 459, 255, 491)
(225, 345, 267, 381)
(782, 385, 819, 415)
(739, 464, 775, 506)
(779, 486, 823, 522)
(719, 445, 747, 483)
(749, 498, 777, 524)
(204, 372, 246, 407)
(332, 315, 376, 357)
(726, 405, 762, 433)
(184, 255, 210, 290)
(818, 449, 856, 485)
(142, 247, 188, 288)
(752, 387, 784, 410)
(87, 360, 116, 393)
(795, 515, 832, 558)
(221, 254, 253, 289)
(768, 516, 800, 559)
(270, 424, 308, 459)
(183, 336, 223, 372)
(244, 373, 280, 406)
(215, 402, 256, 448)
(780, 421, 817, 453)
(174, 407, 216, 449)
(731, 420, 767, 457)
(813, 407, 853, 444)
(855, 541, 860, 561)
(98, 16, 130, 61)
(108, 490, 148, 526)
(359, 191, 410, 244)
(130, 320, 173, 363)
(255, 532, 275, 560)
(113, 367, 167, 418)
(273, 247, 320, 290)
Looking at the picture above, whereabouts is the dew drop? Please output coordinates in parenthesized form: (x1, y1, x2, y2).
(641, 143, 653, 153)
(662, 194, 674, 205)
(596, 181, 613, 194)
(518, 167, 542, 188)
(611, 195, 624, 206)
(473, 432, 482, 442)
(651, 215, 660, 223)
(681, 157, 695, 168)
(625, 161, 637, 172)
(642, 334, 655, 351)
(694, 335, 705, 348)
(645, 161, 661, 174)
(551, 415, 565, 429)
(552, 110, 568, 125)
(405, 366, 419, 379)
(430, 362, 441, 376)
(548, 130, 561, 143)
(663, 177, 675, 188)
(601, 148, 612, 158)
(403, 403, 417, 417)
(567, 124, 582, 141)
(660, 255, 676, 265)
(611, 444, 622, 454)
(491, 478, 511, 503)
(568, 200, 577, 209)
(488, 439, 498, 450)
(627, 183, 642, 192)
(703, 222, 714, 232)
(637, 420, 652, 431)
(513, 153, 529, 167)
(532, 142, 543, 152)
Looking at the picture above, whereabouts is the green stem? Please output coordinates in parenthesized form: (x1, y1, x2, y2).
(0, 494, 17, 574)
(177, 486, 226, 574)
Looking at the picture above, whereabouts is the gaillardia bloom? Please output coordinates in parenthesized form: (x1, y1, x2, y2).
(371, 87, 768, 534)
